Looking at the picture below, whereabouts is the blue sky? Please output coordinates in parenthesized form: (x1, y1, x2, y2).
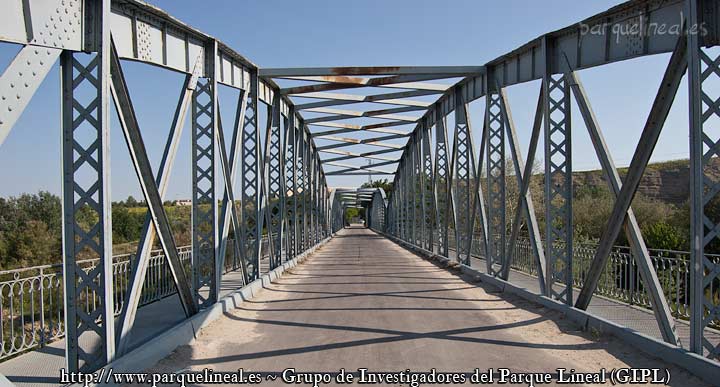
(0, 0, 690, 199)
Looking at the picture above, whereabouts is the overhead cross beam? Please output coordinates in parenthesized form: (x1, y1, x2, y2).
(280, 74, 453, 94)
(260, 66, 485, 77)
(296, 90, 435, 110)
(316, 134, 407, 151)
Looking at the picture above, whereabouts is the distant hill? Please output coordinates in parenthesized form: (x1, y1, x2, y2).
(571, 158, 719, 205)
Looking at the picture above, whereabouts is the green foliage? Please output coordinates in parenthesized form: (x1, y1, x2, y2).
(566, 183, 686, 249)
(643, 221, 687, 251)
(0, 192, 62, 269)
(0, 191, 193, 270)
(361, 179, 393, 199)
(112, 206, 145, 244)
(345, 207, 360, 223)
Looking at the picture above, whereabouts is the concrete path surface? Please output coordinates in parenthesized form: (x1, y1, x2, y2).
(136, 227, 707, 386)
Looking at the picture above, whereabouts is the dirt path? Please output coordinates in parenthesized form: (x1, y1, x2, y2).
(134, 227, 707, 386)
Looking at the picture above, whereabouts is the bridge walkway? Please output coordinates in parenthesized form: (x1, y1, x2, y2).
(138, 227, 706, 386)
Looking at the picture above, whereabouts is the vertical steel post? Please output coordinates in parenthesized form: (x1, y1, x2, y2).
(305, 129, 313, 247)
(542, 37, 573, 304)
(433, 108, 453, 257)
(191, 41, 218, 306)
(60, 0, 113, 371)
(452, 90, 476, 265)
(242, 71, 260, 280)
(285, 112, 297, 260)
(297, 126, 306, 249)
(485, 72, 507, 276)
(421, 121, 435, 250)
(264, 96, 283, 269)
(688, 0, 720, 357)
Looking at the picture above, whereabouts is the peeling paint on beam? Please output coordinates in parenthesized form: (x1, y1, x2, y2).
(260, 66, 485, 77)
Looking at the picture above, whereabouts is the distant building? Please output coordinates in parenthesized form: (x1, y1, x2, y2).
(173, 199, 192, 206)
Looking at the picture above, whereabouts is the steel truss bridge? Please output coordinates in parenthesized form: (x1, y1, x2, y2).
(1, 0, 720, 383)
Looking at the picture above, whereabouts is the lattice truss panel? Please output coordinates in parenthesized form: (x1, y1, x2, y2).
(191, 78, 217, 307)
(285, 118, 297, 259)
(401, 158, 410, 241)
(305, 149, 313, 248)
(486, 91, 506, 276)
(61, 52, 112, 372)
(242, 77, 260, 281)
(544, 74, 573, 304)
(434, 112, 452, 257)
(267, 101, 284, 269)
(310, 144, 318, 247)
(368, 190, 386, 231)
(411, 134, 422, 245)
(421, 123, 435, 250)
(296, 131, 306, 251)
(694, 46, 720, 359)
(452, 95, 475, 265)
(303, 134, 312, 249)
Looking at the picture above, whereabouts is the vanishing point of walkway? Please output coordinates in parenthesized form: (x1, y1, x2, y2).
(140, 227, 706, 386)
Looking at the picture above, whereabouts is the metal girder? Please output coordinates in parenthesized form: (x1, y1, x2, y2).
(311, 126, 410, 137)
(0, 45, 61, 147)
(485, 80, 507, 276)
(306, 105, 425, 116)
(433, 106, 455, 258)
(542, 37, 573, 305)
(115, 52, 201, 356)
(280, 75, 443, 85)
(279, 74, 452, 95)
(567, 70, 678, 345)
(304, 106, 421, 124)
(311, 120, 411, 132)
(191, 41, 218, 307)
(420, 119, 435, 251)
(316, 134, 406, 151)
(368, 189, 387, 232)
(449, 89, 477, 265)
(295, 90, 436, 110)
(60, 0, 113, 372)
(325, 160, 398, 173)
(687, 0, 720, 358)
(575, 34, 687, 312)
(296, 128, 306, 252)
(306, 112, 418, 124)
(470, 115, 489, 272)
(305, 133, 315, 248)
(326, 171, 395, 176)
(285, 112, 298, 260)
(502, 87, 547, 294)
(321, 148, 400, 163)
(260, 66, 484, 77)
(242, 71, 261, 281)
(109, 41, 199, 319)
(215, 98, 249, 288)
(263, 95, 284, 269)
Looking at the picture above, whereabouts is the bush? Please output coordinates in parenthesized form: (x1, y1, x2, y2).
(643, 221, 687, 251)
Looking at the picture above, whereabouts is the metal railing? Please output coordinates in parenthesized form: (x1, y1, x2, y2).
(444, 233, 717, 326)
(0, 237, 271, 361)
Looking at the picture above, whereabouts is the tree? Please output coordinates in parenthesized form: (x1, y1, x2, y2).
(124, 195, 139, 207)
(361, 179, 393, 199)
(345, 207, 360, 223)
